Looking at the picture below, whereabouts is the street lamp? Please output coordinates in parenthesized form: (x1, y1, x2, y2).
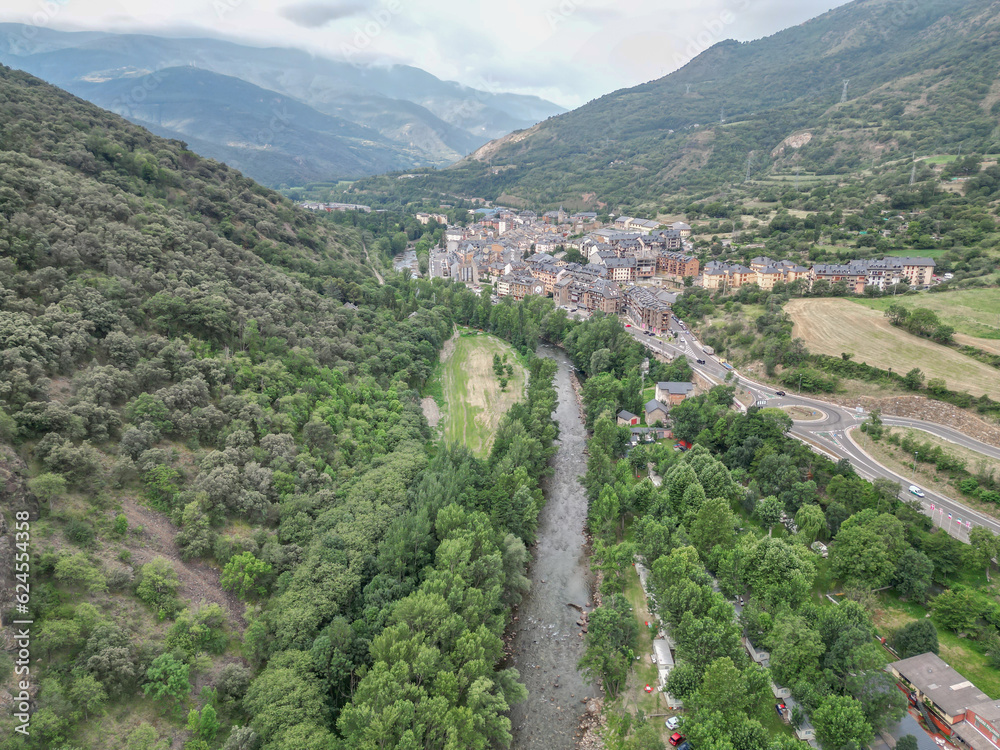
(799, 372, 803, 393)
(913, 451, 918, 473)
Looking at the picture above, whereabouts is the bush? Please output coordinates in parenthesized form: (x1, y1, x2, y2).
(136, 557, 182, 620)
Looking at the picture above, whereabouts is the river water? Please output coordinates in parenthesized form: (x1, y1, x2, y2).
(508, 344, 598, 749)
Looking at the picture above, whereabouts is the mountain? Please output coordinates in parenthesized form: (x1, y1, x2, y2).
(343, 0, 1000, 210)
(69, 65, 427, 186)
(0, 25, 564, 186)
(0, 63, 550, 749)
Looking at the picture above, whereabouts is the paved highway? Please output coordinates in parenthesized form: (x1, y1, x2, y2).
(626, 322, 1000, 540)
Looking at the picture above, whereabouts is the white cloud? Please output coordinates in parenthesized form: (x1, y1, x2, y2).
(0, 0, 853, 107)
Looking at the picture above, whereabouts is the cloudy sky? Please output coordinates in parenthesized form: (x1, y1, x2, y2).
(3, 0, 852, 108)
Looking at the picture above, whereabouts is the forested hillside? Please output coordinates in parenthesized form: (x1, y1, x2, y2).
(344, 0, 1000, 210)
(0, 65, 581, 749)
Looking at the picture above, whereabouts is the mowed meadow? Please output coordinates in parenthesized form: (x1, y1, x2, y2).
(785, 298, 1000, 400)
(853, 288, 1000, 354)
(438, 331, 528, 455)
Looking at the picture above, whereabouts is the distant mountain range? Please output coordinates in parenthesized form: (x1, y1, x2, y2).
(0, 25, 564, 186)
(343, 0, 1000, 210)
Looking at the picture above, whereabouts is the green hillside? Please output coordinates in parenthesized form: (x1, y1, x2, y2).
(0, 65, 557, 749)
(344, 0, 1000, 211)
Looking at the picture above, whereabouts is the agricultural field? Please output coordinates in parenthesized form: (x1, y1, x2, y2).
(437, 331, 527, 456)
(785, 298, 1000, 399)
(852, 289, 1000, 345)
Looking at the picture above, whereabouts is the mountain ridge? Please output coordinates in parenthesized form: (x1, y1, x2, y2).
(0, 24, 564, 186)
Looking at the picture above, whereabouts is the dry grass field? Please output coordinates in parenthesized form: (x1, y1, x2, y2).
(439, 332, 527, 456)
(786, 298, 1000, 399)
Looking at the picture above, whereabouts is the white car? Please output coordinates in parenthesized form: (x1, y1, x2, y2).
(909, 485, 925, 498)
(666, 717, 680, 730)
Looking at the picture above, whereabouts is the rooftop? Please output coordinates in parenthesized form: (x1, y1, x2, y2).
(892, 652, 990, 717)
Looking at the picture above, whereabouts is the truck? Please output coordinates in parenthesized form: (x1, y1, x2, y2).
(703, 346, 715, 356)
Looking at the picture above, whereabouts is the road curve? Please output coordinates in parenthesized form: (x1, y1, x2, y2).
(626, 324, 999, 540)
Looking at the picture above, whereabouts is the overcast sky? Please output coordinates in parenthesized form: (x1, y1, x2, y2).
(3, 0, 852, 108)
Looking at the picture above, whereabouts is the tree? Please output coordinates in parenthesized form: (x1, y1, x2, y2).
(795, 504, 827, 544)
(69, 673, 107, 719)
(136, 557, 181, 620)
(933, 587, 980, 632)
(892, 619, 939, 658)
(897, 736, 918, 750)
(690, 496, 736, 557)
(754, 496, 783, 535)
(812, 694, 874, 750)
(187, 704, 221, 742)
(893, 548, 934, 603)
(767, 614, 824, 686)
(830, 511, 906, 590)
(28, 472, 67, 501)
(143, 653, 191, 702)
(221, 551, 273, 600)
(967, 527, 999, 582)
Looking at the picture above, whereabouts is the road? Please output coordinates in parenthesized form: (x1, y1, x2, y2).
(626, 322, 1000, 540)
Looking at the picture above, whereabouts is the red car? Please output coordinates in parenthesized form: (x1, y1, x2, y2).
(669, 734, 686, 746)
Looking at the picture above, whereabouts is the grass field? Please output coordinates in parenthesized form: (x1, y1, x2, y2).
(438, 331, 527, 456)
(785, 298, 1000, 399)
(852, 289, 1000, 342)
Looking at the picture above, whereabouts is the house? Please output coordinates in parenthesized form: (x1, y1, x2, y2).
(890, 652, 990, 727)
(653, 638, 675, 689)
(656, 381, 695, 405)
(618, 410, 640, 427)
(794, 716, 816, 744)
(645, 399, 670, 425)
(671, 221, 692, 237)
(629, 427, 671, 445)
(743, 636, 770, 668)
(603, 256, 638, 283)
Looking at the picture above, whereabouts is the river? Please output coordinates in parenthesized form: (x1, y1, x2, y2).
(508, 344, 599, 749)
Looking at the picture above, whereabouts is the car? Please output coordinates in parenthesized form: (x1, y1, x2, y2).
(669, 733, 686, 746)
(677, 742, 693, 750)
(696, 358, 706, 365)
(666, 717, 680, 730)
(909, 485, 925, 498)
(625, 323, 632, 327)
(775, 390, 786, 396)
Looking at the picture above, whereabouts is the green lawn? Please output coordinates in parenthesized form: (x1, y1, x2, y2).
(439, 331, 527, 456)
(851, 289, 1000, 340)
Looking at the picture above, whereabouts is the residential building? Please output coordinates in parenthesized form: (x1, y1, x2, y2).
(624, 285, 672, 334)
(618, 410, 640, 426)
(656, 251, 699, 277)
(582, 279, 622, 314)
(645, 399, 669, 425)
(604, 256, 638, 284)
(655, 381, 695, 405)
(890, 652, 990, 727)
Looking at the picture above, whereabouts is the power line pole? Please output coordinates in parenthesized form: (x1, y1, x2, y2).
(720, 106, 725, 125)
(744, 152, 754, 183)
(841, 79, 850, 103)
(909, 152, 917, 186)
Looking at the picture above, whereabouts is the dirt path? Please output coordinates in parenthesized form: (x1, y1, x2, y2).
(361, 239, 385, 285)
(421, 397, 441, 428)
(119, 496, 246, 630)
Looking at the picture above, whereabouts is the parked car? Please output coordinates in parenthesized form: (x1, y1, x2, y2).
(669, 734, 686, 747)
(666, 717, 680, 730)
(625, 323, 632, 327)
(775, 390, 786, 396)
(909, 485, 925, 498)
(677, 742, 693, 750)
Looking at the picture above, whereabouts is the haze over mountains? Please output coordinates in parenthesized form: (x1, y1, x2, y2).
(0, 24, 564, 187)
(346, 0, 1000, 210)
